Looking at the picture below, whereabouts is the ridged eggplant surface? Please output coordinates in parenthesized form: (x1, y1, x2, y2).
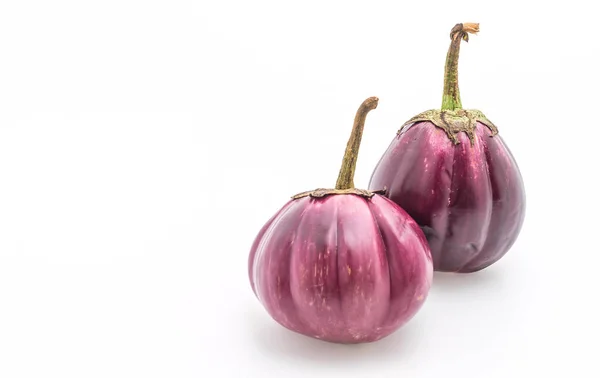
(369, 122, 525, 273)
(248, 194, 432, 344)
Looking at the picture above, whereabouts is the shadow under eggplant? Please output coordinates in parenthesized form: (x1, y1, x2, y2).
(245, 307, 426, 366)
(429, 263, 511, 296)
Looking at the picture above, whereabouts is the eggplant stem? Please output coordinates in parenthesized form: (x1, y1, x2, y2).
(335, 97, 379, 190)
(441, 22, 479, 111)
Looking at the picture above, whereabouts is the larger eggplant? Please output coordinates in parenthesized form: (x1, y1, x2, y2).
(249, 97, 432, 344)
(369, 23, 526, 273)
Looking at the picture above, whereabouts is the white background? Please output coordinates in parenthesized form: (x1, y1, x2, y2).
(0, 1, 598, 377)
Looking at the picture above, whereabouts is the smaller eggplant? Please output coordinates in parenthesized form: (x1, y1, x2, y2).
(249, 97, 432, 344)
(369, 23, 526, 273)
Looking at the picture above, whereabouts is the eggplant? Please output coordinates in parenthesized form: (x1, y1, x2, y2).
(369, 23, 526, 273)
(249, 97, 432, 343)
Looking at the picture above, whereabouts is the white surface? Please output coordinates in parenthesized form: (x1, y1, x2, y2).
(0, 1, 598, 377)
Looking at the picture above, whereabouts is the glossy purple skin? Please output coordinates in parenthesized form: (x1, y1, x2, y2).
(369, 121, 526, 273)
(248, 194, 432, 344)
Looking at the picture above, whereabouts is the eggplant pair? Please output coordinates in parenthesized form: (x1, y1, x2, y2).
(248, 23, 525, 344)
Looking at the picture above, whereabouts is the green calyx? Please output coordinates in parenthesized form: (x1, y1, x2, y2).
(398, 24, 499, 145)
(291, 188, 385, 200)
(398, 109, 498, 145)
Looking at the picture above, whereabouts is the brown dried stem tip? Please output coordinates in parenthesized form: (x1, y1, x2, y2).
(452, 23, 479, 40)
(335, 97, 379, 190)
(442, 22, 480, 111)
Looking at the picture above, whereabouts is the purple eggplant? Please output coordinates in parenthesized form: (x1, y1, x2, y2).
(249, 97, 432, 344)
(369, 23, 526, 273)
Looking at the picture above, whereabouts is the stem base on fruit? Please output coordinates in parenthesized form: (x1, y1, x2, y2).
(398, 109, 498, 145)
(291, 187, 386, 200)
